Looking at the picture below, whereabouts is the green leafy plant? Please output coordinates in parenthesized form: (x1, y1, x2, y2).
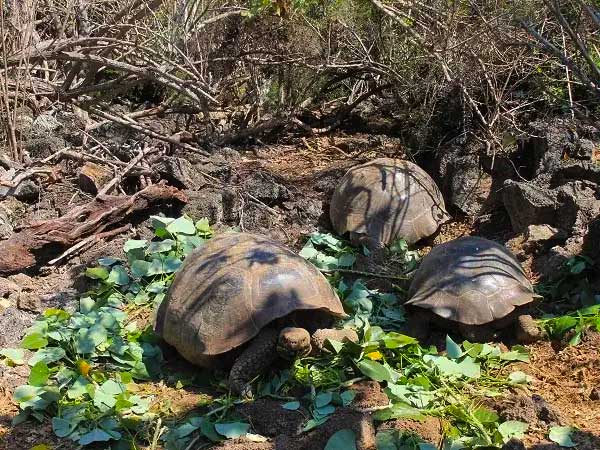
(7, 215, 213, 447)
(299, 232, 357, 270)
(536, 255, 600, 345)
(292, 325, 530, 449)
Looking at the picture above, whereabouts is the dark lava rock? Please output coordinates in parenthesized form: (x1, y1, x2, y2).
(584, 215, 600, 260)
(242, 171, 290, 206)
(155, 156, 206, 190)
(528, 119, 576, 177)
(436, 145, 492, 216)
(182, 189, 225, 224)
(503, 180, 560, 232)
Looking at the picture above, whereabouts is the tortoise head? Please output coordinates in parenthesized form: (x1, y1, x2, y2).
(277, 327, 311, 360)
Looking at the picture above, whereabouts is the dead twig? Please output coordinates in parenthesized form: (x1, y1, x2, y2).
(47, 223, 131, 265)
(0, 183, 187, 274)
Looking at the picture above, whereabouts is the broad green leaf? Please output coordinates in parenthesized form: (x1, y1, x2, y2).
(373, 404, 424, 421)
(375, 430, 397, 450)
(98, 257, 119, 266)
(549, 426, 577, 447)
(357, 360, 393, 382)
(29, 362, 50, 386)
(166, 216, 196, 235)
(29, 347, 66, 366)
(123, 239, 147, 253)
(78, 428, 119, 445)
(163, 257, 183, 273)
(0, 348, 25, 365)
(200, 419, 222, 442)
(214, 422, 250, 439)
(67, 376, 91, 399)
(147, 239, 175, 253)
(498, 421, 528, 442)
(131, 260, 151, 279)
(108, 265, 130, 286)
(500, 346, 529, 362)
(52, 417, 78, 438)
(383, 332, 417, 348)
(314, 405, 335, 417)
(424, 355, 480, 378)
(325, 429, 357, 450)
(80, 297, 95, 313)
(473, 407, 499, 424)
(445, 335, 462, 359)
(282, 401, 300, 410)
(303, 416, 330, 432)
(13, 385, 45, 403)
(85, 267, 109, 280)
(195, 217, 212, 235)
(75, 324, 108, 354)
(22, 332, 48, 350)
(337, 253, 356, 267)
(299, 246, 319, 259)
(315, 392, 333, 408)
(509, 371, 532, 384)
(340, 390, 356, 406)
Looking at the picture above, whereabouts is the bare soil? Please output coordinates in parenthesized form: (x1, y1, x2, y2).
(0, 138, 599, 450)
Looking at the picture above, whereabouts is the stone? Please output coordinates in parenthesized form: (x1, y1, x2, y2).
(583, 215, 600, 258)
(528, 119, 576, 177)
(502, 180, 560, 232)
(24, 135, 66, 159)
(573, 138, 596, 160)
(155, 157, 206, 190)
(17, 292, 42, 312)
(590, 387, 600, 401)
(555, 160, 600, 185)
(78, 162, 113, 194)
(242, 171, 290, 205)
(437, 145, 492, 216)
(525, 224, 566, 244)
(181, 189, 225, 224)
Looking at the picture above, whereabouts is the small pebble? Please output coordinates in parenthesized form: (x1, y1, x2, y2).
(590, 387, 600, 401)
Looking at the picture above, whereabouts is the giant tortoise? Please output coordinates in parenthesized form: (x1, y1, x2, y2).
(405, 236, 542, 343)
(330, 158, 449, 248)
(154, 232, 357, 396)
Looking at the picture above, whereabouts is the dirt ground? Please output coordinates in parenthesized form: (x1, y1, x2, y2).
(0, 136, 599, 450)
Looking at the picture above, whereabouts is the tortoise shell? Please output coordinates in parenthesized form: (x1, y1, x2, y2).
(154, 232, 346, 367)
(329, 158, 449, 245)
(406, 236, 534, 325)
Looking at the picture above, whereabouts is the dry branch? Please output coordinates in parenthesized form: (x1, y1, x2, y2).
(0, 183, 187, 274)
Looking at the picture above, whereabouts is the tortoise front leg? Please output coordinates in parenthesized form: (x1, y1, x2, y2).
(515, 314, 545, 344)
(228, 328, 279, 398)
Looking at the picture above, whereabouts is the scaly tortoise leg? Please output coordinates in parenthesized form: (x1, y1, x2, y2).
(228, 328, 279, 398)
(515, 314, 545, 344)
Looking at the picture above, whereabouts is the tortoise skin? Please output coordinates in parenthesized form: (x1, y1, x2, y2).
(406, 236, 535, 326)
(330, 158, 449, 246)
(154, 232, 346, 368)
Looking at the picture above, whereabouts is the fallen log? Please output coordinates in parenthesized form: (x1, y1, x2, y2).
(0, 183, 187, 275)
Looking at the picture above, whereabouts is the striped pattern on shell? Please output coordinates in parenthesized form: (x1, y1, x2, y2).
(329, 158, 449, 245)
(154, 232, 346, 367)
(406, 236, 534, 325)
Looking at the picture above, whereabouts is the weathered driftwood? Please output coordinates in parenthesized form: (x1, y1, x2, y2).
(0, 183, 187, 274)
